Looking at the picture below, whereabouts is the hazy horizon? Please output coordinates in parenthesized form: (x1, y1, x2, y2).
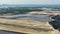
(0, 0, 60, 4)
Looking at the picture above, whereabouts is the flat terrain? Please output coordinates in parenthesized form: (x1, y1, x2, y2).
(0, 18, 59, 34)
(28, 11, 60, 15)
(0, 11, 60, 34)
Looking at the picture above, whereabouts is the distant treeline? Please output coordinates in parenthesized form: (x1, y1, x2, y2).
(0, 7, 44, 15)
(0, 7, 60, 15)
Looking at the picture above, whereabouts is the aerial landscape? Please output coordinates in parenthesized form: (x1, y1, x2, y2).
(0, 0, 60, 34)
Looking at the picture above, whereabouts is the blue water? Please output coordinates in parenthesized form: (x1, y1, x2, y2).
(17, 17, 49, 22)
(0, 14, 49, 22)
(0, 31, 18, 34)
(16, 14, 49, 22)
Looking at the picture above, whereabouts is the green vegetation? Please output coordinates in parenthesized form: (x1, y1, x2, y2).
(0, 7, 43, 15)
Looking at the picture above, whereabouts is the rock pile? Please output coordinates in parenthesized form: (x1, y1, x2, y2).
(49, 15, 60, 31)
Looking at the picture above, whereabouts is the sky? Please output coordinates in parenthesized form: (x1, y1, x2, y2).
(0, 0, 60, 4)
